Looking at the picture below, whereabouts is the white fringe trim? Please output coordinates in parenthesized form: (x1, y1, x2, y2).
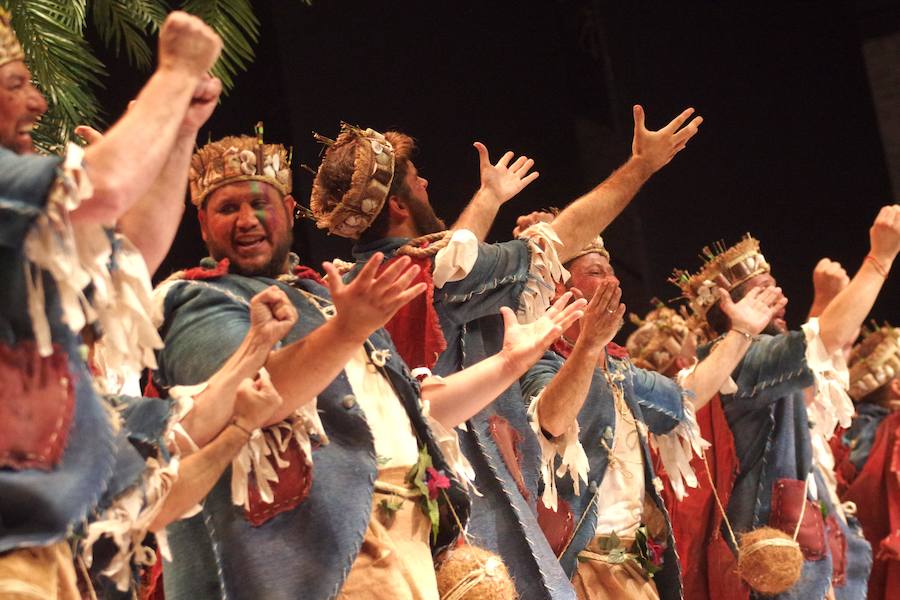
(648, 390, 710, 502)
(517, 222, 569, 324)
(527, 389, 589, 511)
(801, 317, 853, 441)
(23, 143, 163, 382)
(230, 399, 327, 509)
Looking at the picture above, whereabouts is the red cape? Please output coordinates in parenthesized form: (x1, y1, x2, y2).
(660, 394, 751, 600)
(840, 410, 900, 600)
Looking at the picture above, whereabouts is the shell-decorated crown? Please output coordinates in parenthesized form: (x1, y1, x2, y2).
(0, 9, 25, 69)
(568, 236, 610, 263)
(849, 324, 900, 401)
(189, 123, 292, 207)
(626, 301, 700, 374)
(670, 234, 771, 318)
(309, 123, 396, 239)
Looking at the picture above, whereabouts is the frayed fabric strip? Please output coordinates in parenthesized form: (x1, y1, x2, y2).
(527, 389, 589, 511)
(649, 389, 710, 501)
(23, 143, 163, 382)
(517, 222, 569, 324)
(801, 317, 853, 441)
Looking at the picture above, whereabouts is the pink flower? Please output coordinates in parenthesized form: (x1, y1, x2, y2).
(646, 537, 665, 566)
(425, 467, 450, 500)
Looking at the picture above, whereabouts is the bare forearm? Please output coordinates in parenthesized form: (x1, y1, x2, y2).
(118, 134, 195, 275)
(551, 157, 653, 263)
(424, 351, 525, 428)
(75, 68, 197, 225)
(537, 342, 603, 437)
(179, 333, 271, 448)
(263, 318, 365, 424)
(150, 425, 247, 531)
(451, 188, 501, 241)
(818, 260, 891, 354)
(680, 331, 751, 410)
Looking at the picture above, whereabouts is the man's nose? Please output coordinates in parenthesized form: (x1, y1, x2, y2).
(26, 84, 47, 117)
(236, 204, 259, 227)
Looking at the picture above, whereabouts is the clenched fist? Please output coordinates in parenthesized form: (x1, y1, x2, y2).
(158, 11, 223, 79)
(869, 204, 900, 267)
(812, 258, 849, 306)
(233, 369, 283, 432)
(249, 285, 298, 348)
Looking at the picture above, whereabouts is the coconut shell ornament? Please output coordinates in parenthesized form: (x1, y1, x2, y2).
(736, 527, 804, 595)
(436, 544, 517, 600)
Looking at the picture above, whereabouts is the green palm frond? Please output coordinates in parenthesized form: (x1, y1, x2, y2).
(4, 0, 312, 154)
(4, 0, 106, 153)
(180, 0, 258, 92)
(91, 0, 168, 70)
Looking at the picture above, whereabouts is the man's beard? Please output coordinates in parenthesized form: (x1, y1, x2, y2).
(407, 197, 446, 236)
(211, 232, 294, 279)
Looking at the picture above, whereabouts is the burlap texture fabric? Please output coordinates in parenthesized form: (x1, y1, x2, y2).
(0, 541, 80, 600)
(337, 466, 438, 600)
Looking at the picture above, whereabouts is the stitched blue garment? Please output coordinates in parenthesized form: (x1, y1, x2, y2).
(0, 147, 117, 553)
(844, 403, 888, 472)
(351, 236, 576, 600)
(702, 331, 870, 599)
(154, 273, 469, 600)
(521, 351, 686, 600)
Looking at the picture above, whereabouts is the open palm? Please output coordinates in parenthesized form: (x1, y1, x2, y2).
(720, 286, 787, 335)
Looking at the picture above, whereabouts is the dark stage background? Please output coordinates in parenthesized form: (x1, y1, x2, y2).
(93, 0, 898, 338)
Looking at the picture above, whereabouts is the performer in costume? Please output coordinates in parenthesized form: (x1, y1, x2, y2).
(519, 236, 783, 599)
(836, 324, 900, 600)
(668, 218, 899, 599)
(309, 110, 702, 599)
(0, 11, 222, 599)
(152, 133, 584, 600)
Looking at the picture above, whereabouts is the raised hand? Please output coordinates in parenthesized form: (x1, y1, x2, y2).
(233, 369, 283, 431)
(869, 204, 900, 266)
(719, 286, 788, 336)
(499, 292, 587, 372)
(249, 285, 298, 347)
(180, 74, 222, 136)
(578, 279, 627, 351)
(512, 210, 555, 237)
(158, 11, 223, 79)
(812, 258, 849, 307)
(632, 105, 703, 173)
(473, 142, 540, 206)
(322, 253, 427, 343)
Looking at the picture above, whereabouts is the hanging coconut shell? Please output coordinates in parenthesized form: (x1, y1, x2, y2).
(436, 544, 517, 600)
(737, 527, 804, 595)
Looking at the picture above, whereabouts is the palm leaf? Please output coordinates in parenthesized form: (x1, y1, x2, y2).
(3, 0, 106, 153)
(91, 0, 168, 70)
(180, 0, 259, 92)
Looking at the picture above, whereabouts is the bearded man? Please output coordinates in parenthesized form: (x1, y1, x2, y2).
(309, 109, 701, 599)
(668, 211, 899, 600)
(151, 132, 585, 600)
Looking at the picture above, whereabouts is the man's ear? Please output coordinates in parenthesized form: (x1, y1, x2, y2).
(283, 194, 297, 225)
(387, 196, 410, 223)
(197, 208, 208, 243)
(890, 377, 900, 400)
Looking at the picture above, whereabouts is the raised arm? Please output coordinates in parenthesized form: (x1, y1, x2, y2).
(424, 293, 585, 428)
(177, 285, 297, 448)
(818, 204, 900, 354)
(262, 254, 426, 424)
(451, 143, 539, 241)
(535, 280, 624, 437)
(550, 105, 702, 263)
(680, 286, 787, 409)
(72, 12, 222, 225)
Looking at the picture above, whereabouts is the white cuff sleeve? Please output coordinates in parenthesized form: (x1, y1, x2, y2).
(648, 387, 710, 502)
(432, 229, 479, 288)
